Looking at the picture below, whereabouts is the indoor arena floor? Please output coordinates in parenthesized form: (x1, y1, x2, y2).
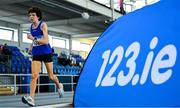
(0, 92, 73, 107)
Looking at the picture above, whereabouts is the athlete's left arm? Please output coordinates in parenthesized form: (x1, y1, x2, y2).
(37, 22, 49, 44)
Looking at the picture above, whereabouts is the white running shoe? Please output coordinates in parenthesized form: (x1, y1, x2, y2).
(22, 96, 35, 106)
(58, 88, 64, 98)
(58, 83, 64, 98)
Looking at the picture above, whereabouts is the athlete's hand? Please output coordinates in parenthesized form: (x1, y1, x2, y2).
(27, 34, 34, 40)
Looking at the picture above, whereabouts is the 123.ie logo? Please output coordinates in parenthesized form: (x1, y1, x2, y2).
(95, 37, 177, 87)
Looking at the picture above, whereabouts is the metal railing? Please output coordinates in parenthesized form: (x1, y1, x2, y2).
(0, 74, 79, 95)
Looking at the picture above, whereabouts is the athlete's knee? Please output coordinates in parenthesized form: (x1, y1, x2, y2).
(31, 73, 39, 80)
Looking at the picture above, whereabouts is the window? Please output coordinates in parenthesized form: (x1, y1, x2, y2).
(49, 35, 69, 49)
(93, 0, 160, 13)
(22, 32, 32, 43)
(0, 28, 13, 41)
(72, 40, 92, 52)
(72, 40, 80, 51)
(0, 26, 18, 41)
(52, 37, 66, 48)
(93, 0, 120, 11)
(80, 43, 91, 52)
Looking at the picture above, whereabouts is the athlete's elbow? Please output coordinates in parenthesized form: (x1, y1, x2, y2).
(43, 39, 49, 44)
(39, 39, 48, 44)
(42, 41, 48, 44)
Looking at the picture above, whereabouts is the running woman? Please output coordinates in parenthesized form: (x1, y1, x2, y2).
(22, 6, 64, 106)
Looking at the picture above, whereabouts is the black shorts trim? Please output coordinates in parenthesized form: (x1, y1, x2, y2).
(32, 54, 52, 63)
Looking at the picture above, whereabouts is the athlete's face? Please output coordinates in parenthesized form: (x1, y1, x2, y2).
(28, 13, 39, 23)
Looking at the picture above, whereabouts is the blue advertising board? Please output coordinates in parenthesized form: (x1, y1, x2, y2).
(74, 0, 180, 107)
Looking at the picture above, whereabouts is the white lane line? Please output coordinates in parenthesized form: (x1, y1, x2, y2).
(32, 103, 70, 108)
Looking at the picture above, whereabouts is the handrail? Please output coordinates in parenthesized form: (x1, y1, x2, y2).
(0, 74, 79, 95)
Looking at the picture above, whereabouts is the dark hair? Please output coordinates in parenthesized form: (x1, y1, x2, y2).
(28, 6, 42, 21)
